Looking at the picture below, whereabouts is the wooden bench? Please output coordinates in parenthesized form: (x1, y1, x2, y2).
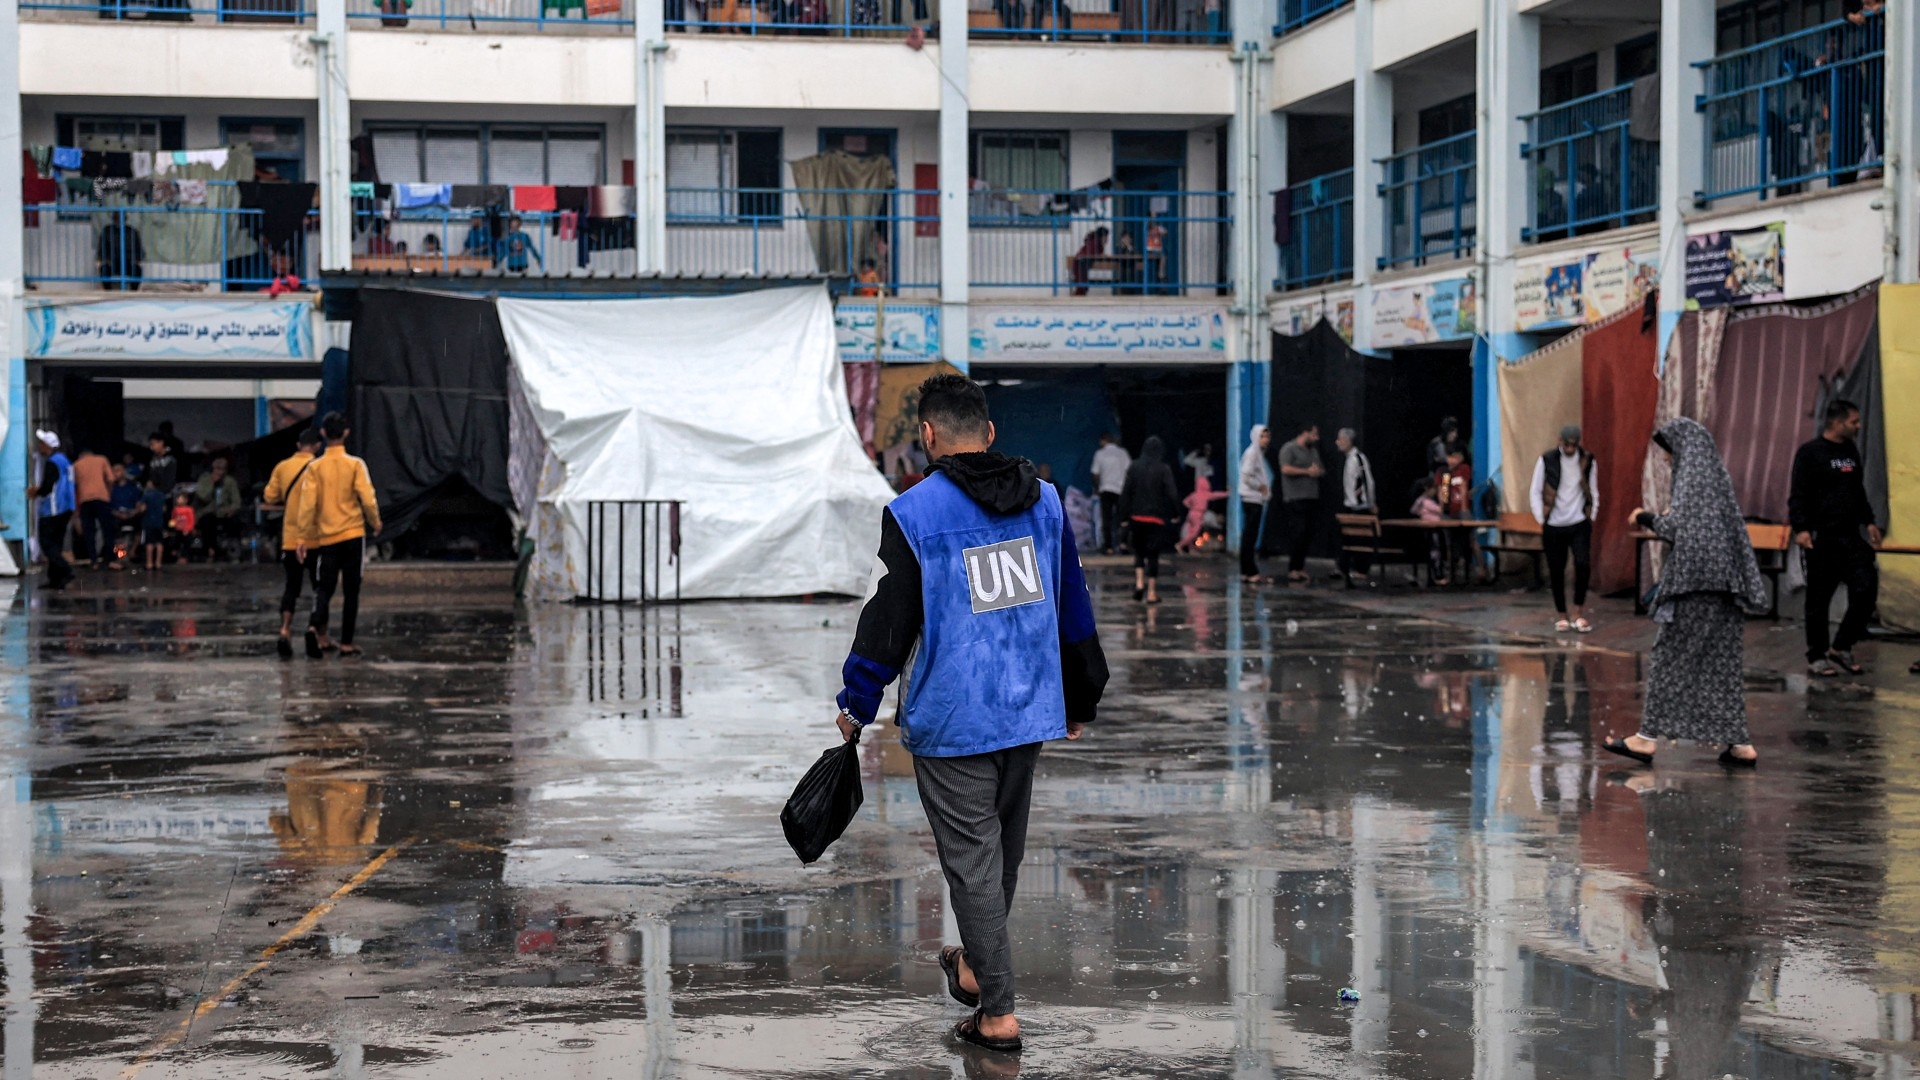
(1336, 513, 1423, 587)
(1484, 511, 1544, 588)
(1633, 522, 1791, 619)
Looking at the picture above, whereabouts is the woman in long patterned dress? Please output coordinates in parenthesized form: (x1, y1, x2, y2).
(1604, 417, 1771, 768)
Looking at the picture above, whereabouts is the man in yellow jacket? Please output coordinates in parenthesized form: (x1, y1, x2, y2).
(293, 412, 383, 658)
(263, 426, 323, 658)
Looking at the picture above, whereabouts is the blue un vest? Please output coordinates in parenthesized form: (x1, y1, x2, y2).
(889, 473, 1067, 758)
(39, 453, 75, 518)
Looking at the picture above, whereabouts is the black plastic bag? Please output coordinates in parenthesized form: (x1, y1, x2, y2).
(781, 733, 864, 864)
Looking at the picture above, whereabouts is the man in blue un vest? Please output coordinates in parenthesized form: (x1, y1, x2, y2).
(834, 374, 1107, 1054)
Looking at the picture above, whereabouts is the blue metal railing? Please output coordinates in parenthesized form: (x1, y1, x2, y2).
(663, 0, 1227, 40)
(21, 0, 308, 20)
(1273, 0, 1344, 35)
(1378, 130, 1476, 270)
(1275, 168, 1351, 291)
(1695, 10, 1884, 204)
(970, 189, 1228, 294)
(348, 0, 628, 28)
(24, 183, 316, 290)
(1521, 79, 1659, 241)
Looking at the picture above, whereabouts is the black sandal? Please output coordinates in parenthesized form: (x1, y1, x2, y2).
(939, 946, 979, 1007)
(277, 634, 294, 659)
(1827, 650, 1864, 675)
(1718, 747, 1758, 769)
(304, 628, 324, 659)
(1601, 737, 1654, 765)
(953, 1009, 1021, 1054)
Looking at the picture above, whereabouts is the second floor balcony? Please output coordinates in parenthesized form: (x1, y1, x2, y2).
(1696, 9, 1884, 205)
(661, 0, 1227, 41)
(1521, 79, 1659, 242)
(1378, 131, 1475, 271)
(1275, 167, 1351, 291)
(23, 184, 1230, 295)
(1273, 0, 1343, 36)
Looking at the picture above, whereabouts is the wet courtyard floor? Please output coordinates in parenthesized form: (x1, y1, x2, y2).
(4, 562, 1920, 1079)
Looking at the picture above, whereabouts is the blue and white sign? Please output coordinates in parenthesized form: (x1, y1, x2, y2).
(27, 299, 314, 361)
(835, 302, 941, 363)
(969, 305, 1228, 364)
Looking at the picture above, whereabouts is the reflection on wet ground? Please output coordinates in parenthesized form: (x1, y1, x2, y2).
(3, 565, 1919, 1078)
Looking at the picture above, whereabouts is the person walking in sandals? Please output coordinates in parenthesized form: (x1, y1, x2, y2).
(1529, 424, 1600, 634)
(829, 375, 1108, 1055)
(294, 412, 383, 659)
(1604, 418, 1770, 770)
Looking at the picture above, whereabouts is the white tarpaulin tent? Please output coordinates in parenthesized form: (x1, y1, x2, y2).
(500, 286, 893, 600)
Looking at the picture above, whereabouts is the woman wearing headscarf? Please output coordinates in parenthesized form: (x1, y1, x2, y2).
(1606, 418, 1770, 768)
(1237, 424, 1273, 584)
(1119, 436, 1181, 604)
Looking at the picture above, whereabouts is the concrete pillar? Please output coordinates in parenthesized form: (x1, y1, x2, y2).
(635, 0, 667, 275)
(1887, 0, 1920, 283)
(316, 0, 352, 272)
(0, 0, 24, 551)
(1226, 17, 1276, 552)
(1656, 0, 1714, 353)
(937, 0, 969, 370)
(1349, 0, 1391, 352)
(1478, 0, 1537, 337)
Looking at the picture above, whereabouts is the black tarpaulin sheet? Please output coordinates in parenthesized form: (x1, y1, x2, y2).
(1270, 322, 1473, 555)
(348, 288, 513, 542)
(977, 367, 1118, 495)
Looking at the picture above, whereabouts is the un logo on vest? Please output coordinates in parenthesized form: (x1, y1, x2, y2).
(964, 536, 1046, 613)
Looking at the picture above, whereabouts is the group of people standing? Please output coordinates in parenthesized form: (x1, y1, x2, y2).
(262, 413, 384, 659)
(27, 427, 199, 588)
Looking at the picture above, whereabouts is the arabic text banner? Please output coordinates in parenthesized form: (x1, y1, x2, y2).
(27, 300, 315, 361)
(834, 302, 942, 363)
(969, 305, 1228, 364)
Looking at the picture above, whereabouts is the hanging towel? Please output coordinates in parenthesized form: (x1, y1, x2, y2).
(51, 146, 82, 170)
(175, 179, 208, 205)
(450, 184, 508, 209)
(395, 182, 452, 209)
(130, 152, 153, 179)
(100, 152, 134, 179)
(22, 176, 58, 226)
(178, 148, 230, 169)
(556, 210, 578, 240)
(350, 181, 375, 199)
(553, 186, 590, 215)
(238, 182, 319, 249)
(512, 186, 557, 212)
(587, 185, 635, 217)
(92, 178, 128, 200)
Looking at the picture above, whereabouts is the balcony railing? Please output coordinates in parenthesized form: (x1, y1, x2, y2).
(1273, 0, 1344, 36)
(970, 189, 1228, 295)
(1696, 10, 1883, 204)
(1521, 79, 1658, 242)
(1378, 131, 1475, 270)
(1275, 168, 1351, 292)
(21, 0, 307, 21)
(663, 0, 1227, 40)
(349, 0, 628, 28)
(24, 185, 316, 292)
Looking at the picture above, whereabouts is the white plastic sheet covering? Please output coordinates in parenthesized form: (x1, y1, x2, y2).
(499, 286, 894, 600)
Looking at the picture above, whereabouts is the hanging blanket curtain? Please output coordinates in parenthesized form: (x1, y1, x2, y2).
(789, 150, 897, 278)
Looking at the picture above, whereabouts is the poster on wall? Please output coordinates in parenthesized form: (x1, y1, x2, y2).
(835, 302, 941, 363)
(1685, 223, 1786, 309)
(1513, 246, 1660, 331)
(1334, 299, 1355, 343)
(26, 299, 313, 361)
(1278, 291, 1358, 339)
(1369, 277, 1477, 347)
(968, 305, 1228, 364)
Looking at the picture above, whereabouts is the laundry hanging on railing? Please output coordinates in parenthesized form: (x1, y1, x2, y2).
(395, 182, 453, 209)
(788, 150, 897, 277)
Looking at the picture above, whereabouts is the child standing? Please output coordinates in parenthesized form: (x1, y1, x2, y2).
(140, 480, 169, 570)
(168, 493, 196, 564)
(1413, 481, 1448, 585)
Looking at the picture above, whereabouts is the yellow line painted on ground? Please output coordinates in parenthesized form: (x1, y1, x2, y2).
(119, 837, 419, 1079)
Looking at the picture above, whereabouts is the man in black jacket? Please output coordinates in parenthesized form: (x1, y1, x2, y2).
(1790, 398, 1881, 676)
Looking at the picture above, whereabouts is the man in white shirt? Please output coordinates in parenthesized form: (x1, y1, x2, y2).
(1334, 428, 1376, 579)
(1529, 424, 1600, 632)
(1090, 433, 1132, 555)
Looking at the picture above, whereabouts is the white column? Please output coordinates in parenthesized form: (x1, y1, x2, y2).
(1886, 0, 1920, 283)
(1350, 0, 1391, 351)
(1478, 0, 1538, 339)
(0, 0, 25, 556)
(938, 0, 969, 369)
(635, 0, 667, 275)
(1657, 1, 1714, 345)
(316, 0, 352, 272)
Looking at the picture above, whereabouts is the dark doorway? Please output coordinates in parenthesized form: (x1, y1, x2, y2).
(51, 374, 124, 458)
(1114, 131, 1187, 295)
